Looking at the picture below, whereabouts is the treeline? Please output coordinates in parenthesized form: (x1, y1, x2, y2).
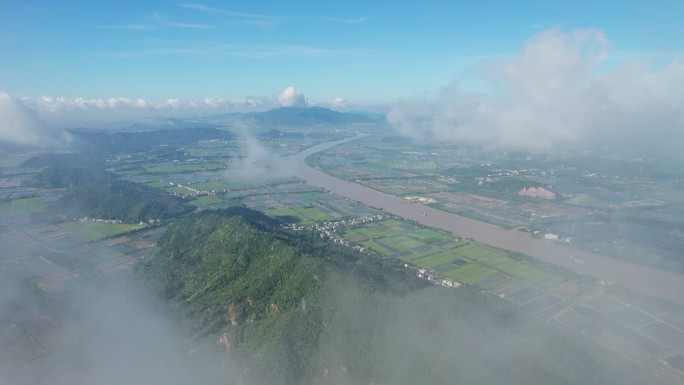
(137, 208, 662, 385)
(69, 127, 235, 156)
(27, 155, 191, 223)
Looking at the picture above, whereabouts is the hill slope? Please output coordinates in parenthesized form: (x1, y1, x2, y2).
(138, 208, 664, 385)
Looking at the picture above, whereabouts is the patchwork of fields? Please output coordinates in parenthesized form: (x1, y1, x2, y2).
(342, 219, 564, 289)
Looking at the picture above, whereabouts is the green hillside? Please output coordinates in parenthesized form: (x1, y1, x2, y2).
(138, 208, 662, 385)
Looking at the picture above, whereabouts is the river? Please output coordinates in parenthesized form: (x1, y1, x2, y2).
(287, 135, 684, 305)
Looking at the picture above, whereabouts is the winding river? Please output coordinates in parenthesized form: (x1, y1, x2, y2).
(287, 134, 684, 305)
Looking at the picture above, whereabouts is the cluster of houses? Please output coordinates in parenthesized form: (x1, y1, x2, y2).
(403, 263, 462, 289)
(77, 217, 122, 224)
(167, 181, 222, 197)
(282, 214, 384, 251)
(76, 216, 160, 226)
(284, 214, 462, 289)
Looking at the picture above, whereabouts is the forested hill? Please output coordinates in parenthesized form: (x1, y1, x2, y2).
(26, 155, 191, 223)
(213, 107, 376, 127)
(137, 208, 659, 385)
(69, 127, 235, 156)
(250, 107, 375, 126)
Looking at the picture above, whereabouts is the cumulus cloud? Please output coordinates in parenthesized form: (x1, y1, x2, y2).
(387, 28, 684, 156)
(277, 86, 309, 107)
(329, 97, 348, 109)
(0, 91, 69, 147)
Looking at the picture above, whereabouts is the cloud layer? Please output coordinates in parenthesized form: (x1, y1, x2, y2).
(387, 28, 684, 156)
(22, 95, 266, 114)
(15, 86, 358, 124)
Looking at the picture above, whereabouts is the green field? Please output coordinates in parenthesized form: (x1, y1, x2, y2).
(58, 222, 146, 240)
(266, 206, 335, 225)
(341, 219, 451, 258)
(411, 252, 461, 269)
(116, 169, 146, 175)
(189, 196, 223, 207)
(379, 159, 437, 174)
(0, 155, 31, 168)
(297, 192, 323, 202)
(360, 240, 392, 254)
(339, 217, 566, 289)
(184, 147, 227, 157)
(145, 180, 170, 188)
(0, 197, 45, 216)
(188, 180, 233, 191)
(444, 264, 497, 284)
(563, 193, 609, 208)
(144, 162, 225, 174)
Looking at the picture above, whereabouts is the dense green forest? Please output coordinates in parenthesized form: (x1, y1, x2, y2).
(27, 156, 191, 223)
(69, 127, 235, 156)
(138, 208, 660, 385)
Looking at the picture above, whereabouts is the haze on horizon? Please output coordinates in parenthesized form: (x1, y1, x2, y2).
(2, 3, 684, 384)
(1, 1, 683, 157)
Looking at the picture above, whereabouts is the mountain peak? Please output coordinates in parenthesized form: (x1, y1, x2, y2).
(250, 106, 375, 126)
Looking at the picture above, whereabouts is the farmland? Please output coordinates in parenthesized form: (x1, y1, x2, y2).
(58, 222, 147, 241)
(340, 218, 564, 289)
(189, 195, 224, 207)
(1, 119, 683, 383)
(265, 206, 335, 225)
(144, 162, 225, 174)
(0, 197, 44, 216)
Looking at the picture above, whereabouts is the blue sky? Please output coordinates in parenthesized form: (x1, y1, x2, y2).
(1, 0, 683, 109)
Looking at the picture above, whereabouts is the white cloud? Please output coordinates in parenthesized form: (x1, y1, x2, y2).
(387, 28, 684, 156)
(20, 95, 270, 122)
(179, 3, 368, 28)
(277, 86, 308, 107)
(0, 91, 69, 147)
(330, 97, 348, 109)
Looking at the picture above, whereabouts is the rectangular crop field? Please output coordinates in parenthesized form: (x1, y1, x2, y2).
(0, 197, 44, 216)
(58, 222, 146, 241)
(189, 196, 223, 207)
(144, 162, 225, 174)
(266, 206, 335, 225)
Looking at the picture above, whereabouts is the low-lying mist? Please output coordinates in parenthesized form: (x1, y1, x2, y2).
(227, 125, 296, 179)
(0, 272, 240, 385)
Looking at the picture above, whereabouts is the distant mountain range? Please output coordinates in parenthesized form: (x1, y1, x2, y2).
(8, 107, 379, 153)
(213, 106, 378, 127)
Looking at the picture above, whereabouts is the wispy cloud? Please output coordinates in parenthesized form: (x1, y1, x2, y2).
(178, 2, 368, 28)
(95, 43, 372, 59)
(179, 3, 277, 21)
(325, 16, 370, 24)
(161, 20, 212, 29)
(108, 24, 158, 31)
(179, 3, 278, 29)
(151, 12, 213, 29)
(106, 13, 213, 31)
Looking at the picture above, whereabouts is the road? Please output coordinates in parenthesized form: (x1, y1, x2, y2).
(287, 135, 684, 305)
